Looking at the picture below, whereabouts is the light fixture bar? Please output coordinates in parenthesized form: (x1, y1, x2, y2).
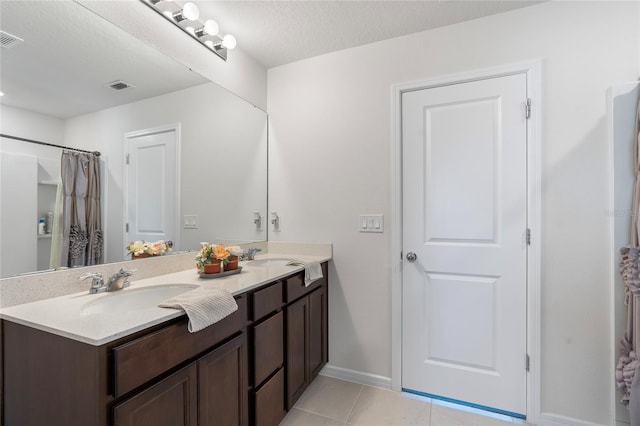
(140, 0, 234, 62)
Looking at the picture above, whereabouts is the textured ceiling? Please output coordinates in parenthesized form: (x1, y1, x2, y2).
(0, 1, 542, 119)
(0, 1, 207, 119)
(195, 1, 543, 69)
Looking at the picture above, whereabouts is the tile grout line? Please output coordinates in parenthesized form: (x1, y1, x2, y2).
(294, 406, 349, 424)
(342, 383, 365, 425)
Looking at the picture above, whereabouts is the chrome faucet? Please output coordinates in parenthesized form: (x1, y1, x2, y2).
(80, 272, 105, 294)
(106, 268, 133, 291)
(242, 248, 262, 261)
(81, 268, 133, 294)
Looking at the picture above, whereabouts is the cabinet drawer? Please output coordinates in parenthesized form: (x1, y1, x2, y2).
(253, 311, 284, 386)
(285, 264, 327, 302)
(252, 281, 283, 321)
(254, 368, 286, 426)
(113, 296, 247, 398)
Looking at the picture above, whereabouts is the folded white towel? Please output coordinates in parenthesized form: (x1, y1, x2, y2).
(287, 259, 323, 286)
(159, 287, 238, 333)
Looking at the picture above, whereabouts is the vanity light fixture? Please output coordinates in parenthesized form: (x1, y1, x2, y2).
(141, 0, 236, 61)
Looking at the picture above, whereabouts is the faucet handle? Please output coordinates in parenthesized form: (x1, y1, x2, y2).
(80, 272, 102, 281)
(116, 268, 134, 277)
(80, 273, 105, 293)
(243, 247, 262, 260)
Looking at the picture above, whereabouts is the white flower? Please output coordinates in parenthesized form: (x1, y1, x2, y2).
(227, 245, 243, 257)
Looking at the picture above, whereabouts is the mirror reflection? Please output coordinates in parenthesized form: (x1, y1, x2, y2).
(0, 1, 268, 278)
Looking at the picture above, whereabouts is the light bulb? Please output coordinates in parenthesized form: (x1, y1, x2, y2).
(173, 2, 199, 22)
(221, 34, 236, 50)
(195, 19, 219, 38)
(203, 19, 219, 36)
(182, 2, 199, 20)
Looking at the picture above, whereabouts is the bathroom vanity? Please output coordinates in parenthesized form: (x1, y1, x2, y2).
(0, 260, 329, 426)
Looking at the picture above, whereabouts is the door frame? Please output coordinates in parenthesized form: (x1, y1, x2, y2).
(390, 60, 541, 422)
(123, 123, 181, 260)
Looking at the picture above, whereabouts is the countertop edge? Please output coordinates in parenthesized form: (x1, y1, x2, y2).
(0, 256, 330, 346)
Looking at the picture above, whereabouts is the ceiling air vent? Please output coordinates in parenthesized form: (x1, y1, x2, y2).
(0, 31, 24, 48)
(106, 80, 135, 91)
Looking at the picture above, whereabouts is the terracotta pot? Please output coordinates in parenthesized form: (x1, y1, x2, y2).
(202, 260, 221, 274)
(132, 253, 149, 260)
(225, 256, 239, 271)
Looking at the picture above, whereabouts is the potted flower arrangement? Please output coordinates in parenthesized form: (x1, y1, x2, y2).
(225, 245, 243, 271)
(195, 243, 228, 274)
(195, 243, 244, 273)
(126, 240, 171, 259)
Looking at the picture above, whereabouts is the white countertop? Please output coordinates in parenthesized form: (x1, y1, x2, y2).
(0, 255, 329, 346)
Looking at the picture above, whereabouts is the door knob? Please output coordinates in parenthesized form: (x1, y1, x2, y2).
(406, 252, 417, 262)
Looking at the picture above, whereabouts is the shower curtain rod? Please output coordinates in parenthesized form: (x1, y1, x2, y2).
(0, 133, 101, 156)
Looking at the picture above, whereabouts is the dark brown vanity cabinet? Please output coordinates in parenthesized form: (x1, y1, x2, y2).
(2, 296, 249, 426)
(285, 263, 329, 409)
(250, 282, 286, 426)
(1, 261, 328, 426)
(114, 332, 249, 426)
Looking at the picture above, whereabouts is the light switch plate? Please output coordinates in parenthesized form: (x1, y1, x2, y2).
(184, 214, 198, 229)
(359, 214, 384, 233)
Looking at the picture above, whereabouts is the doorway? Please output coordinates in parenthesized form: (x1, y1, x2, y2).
(123, 124, 180, 259)
(391, 62, 541, 422)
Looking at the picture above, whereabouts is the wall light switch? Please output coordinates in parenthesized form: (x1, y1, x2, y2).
(359, 214, 384, 233)
(184, 214, 198, 229)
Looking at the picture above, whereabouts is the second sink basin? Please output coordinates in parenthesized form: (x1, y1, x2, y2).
(81, 284, 199, 315)
(248, 258, 294, 268)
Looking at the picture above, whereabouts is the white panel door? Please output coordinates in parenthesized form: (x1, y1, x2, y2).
(125, 127, 178, 257)
(402, 74, 528, 417)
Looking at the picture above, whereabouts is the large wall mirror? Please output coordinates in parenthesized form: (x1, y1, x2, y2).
(0, 1, 268, 278)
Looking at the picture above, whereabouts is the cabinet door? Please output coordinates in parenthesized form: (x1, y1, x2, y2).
(286, 296, 309, 409)
(113, 362, 197, 426)
(309, 287, 327, 379)
(198, 333, 248, 426)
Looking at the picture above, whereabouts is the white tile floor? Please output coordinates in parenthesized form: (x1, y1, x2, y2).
(280, 376, 527, 426)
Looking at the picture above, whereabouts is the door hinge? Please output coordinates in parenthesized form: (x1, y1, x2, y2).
(526, 354, 530, 372)
(125, 153, 130, 165)
(126, 223, 129, 233)
(525, 98, 532, 119)
(526, 228, 531, 245)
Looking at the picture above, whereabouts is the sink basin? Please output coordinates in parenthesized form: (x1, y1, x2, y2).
(81, 284, 199, 315)
(248, 258, 294, 268)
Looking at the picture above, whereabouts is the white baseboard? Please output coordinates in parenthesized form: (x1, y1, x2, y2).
(319, 364, 392, 390)
(539, 412, 608, 426)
